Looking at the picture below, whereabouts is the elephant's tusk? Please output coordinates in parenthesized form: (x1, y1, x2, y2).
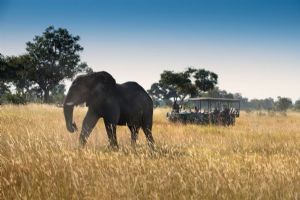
(65, 102, 74, 106)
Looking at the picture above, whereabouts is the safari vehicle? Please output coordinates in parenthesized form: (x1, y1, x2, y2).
(167, 97, 240, 126)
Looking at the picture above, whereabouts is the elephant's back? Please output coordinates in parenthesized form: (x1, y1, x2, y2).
(118, 82, 152, 105)
(117, 82, 153, 125)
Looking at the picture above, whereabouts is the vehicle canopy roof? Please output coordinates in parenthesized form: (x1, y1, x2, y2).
(188, 97, 240, 103)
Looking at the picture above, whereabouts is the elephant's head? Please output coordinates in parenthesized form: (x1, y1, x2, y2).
(63, 71, 116, 133)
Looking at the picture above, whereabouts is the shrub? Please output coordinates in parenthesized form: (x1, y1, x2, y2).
(4, 93, 27, 104)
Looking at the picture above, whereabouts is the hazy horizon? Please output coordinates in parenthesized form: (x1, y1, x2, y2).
(1, 0, 299, 101)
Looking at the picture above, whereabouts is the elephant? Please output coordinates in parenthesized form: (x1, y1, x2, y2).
(63, 71, 155, 149)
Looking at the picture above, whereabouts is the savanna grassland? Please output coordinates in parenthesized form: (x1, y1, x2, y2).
(0, 104, 299, 199)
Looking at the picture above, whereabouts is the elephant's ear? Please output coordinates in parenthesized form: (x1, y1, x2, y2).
(86, 83, 104, 106)
(86, 71, 116, 105)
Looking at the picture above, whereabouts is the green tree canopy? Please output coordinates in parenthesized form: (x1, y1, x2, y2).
(275, 96, 292, 112)
(203, 87, 234, 99)
(0, 54, 10, 97)
(294, 99, 300, 111)
(193, 69, 218, 91)
(148, 68, 218, 103)
(4, 55, 34, 95)
(159, 70, 197, 101)
(26, 26, 91, 102)
(147, 82, 177, 101)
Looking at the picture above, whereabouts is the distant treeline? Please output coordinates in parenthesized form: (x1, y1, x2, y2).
(1, 26, 299, 111)
(147, 68, 300, 112)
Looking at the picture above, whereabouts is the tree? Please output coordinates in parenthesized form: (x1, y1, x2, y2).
(261, 98, 275, 110)
(159, 70, 196, 102)
(193, 69, 218, 92)
(204, 87, 234, 98)
(0, 54, 10, 98)
(157, 68, 218, 102)
(26, 26, 91, 103)
(147, 82, 177, 106)
(275, 96, 292, 112)
(50, 84, 66, 104)
(0, 54, 37, 104)
(148, 83, 172, 101)
(294, 100, 300, 111)
(5, 55, 34, 96)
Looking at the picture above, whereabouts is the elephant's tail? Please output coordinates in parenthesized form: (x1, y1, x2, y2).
(142, 106, 153, 131)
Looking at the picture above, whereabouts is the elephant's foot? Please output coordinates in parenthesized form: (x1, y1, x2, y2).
(148, 142, 155, 151)
(108, 144, 119, 151)
(109, 140, 119, 150)
(131, 139, 137, 148)
(79, 135, 87, 146)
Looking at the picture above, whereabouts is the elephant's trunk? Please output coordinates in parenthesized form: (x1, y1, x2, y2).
(63, 104, 77, 133)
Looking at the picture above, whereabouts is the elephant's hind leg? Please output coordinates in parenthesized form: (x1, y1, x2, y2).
(128, 125, 140, 147)
(80, 109, 99, 146)
(142, 126, 155, 150)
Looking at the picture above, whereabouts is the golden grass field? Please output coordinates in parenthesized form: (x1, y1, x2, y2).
(0, 104, 299, 199)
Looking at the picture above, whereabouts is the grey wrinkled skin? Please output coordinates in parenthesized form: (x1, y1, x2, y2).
(63, 71, 154, 149)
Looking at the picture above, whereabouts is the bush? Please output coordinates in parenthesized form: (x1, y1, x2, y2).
(4, 93, 27, 104)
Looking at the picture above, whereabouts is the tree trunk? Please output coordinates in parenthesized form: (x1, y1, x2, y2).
(44, 89, 50, 103)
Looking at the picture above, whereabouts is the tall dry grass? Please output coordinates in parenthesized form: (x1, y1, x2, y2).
(0, 104, 299, 199)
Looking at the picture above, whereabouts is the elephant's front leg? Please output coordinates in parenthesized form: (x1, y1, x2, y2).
(79, 109, 99, 146)
(104, 121, 118, 149)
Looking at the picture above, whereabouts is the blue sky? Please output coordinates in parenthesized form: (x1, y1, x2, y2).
(0, 0, 299, 101)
